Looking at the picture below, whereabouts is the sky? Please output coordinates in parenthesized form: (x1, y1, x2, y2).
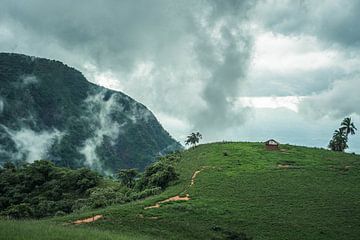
(0, 0, 359, 152)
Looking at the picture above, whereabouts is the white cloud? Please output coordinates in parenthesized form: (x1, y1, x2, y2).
(236, 96, 305, 112)
(21, 74, 39, 85)
(0, 97, 4, 114)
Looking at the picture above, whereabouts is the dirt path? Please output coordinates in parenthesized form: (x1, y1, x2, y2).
(73, 215, 103, 224)
(144, 167, 207, 210)
(144, 194, 190, 209)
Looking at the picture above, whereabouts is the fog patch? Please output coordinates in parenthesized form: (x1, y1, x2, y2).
(126, 101, 155, 124)
(21, 74, 39, 85)
(79, 92, 123, 170)
(2, 125, 63, 163)
(0, 97, 4, 114)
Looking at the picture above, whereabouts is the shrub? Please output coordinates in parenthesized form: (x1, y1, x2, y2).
(5, 203, 33, 219)
(137, 161, 178, 190)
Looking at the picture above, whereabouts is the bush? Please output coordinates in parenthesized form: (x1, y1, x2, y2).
(0, 160, 101, 218)
(137, 161, 178, 190)
(129, 187, 162, 200)
(5, 203, 33, 219)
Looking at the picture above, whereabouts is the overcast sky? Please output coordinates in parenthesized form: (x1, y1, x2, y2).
(0, 0, 359, 152)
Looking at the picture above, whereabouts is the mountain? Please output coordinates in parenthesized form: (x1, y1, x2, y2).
(1, 142, 360, 239)
(0, 53, 181, 173)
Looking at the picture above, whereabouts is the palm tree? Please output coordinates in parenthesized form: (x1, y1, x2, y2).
(329, 129, 348, 152)
(340, 117, 357, 137)
(185, 132, 202, 147)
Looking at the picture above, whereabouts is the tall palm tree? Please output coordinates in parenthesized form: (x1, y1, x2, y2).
(185, 132, 202, 147)
(340, 117, 357, 137)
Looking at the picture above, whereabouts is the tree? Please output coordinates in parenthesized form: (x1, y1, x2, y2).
(340, 117, 357, 137)
(328, 117, 356, 152)
(185, 132, 202, 147)
(117, 168, 138, 188)
(137, 161, 178, 190)
(328, 129, 348, 152)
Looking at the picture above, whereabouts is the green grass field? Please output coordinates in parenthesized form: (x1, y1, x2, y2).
(1, 142, 360, 239)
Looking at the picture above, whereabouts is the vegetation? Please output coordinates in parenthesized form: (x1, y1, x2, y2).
(0, 153, 181, 219)
(0, 160, 100, 218)
(185, 132, 202, 147)
(117, 168, 139, 188)
(2, 142, 359, 239)
(329, 117, 357, 152)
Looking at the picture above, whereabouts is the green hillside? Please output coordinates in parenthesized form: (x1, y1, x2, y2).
(1, 142, 360, 239)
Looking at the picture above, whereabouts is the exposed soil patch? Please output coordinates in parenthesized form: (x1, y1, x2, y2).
(144, 194, 190, 209)
(73, 215, 103, 224)
(144, 167, 207, 210)
(191, 170, 201, 186)
(277, 164, 300, 169)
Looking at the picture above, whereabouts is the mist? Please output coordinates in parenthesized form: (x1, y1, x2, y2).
(2, 126, 63, 163)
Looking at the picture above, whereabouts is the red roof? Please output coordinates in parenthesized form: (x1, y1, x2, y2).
(265, 139, 279, 146)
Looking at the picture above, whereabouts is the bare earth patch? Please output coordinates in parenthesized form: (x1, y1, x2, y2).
(277, 164, 290, 169)
(144, 167, 207, 210)
(144, 194, 190, 209)
(73, 215, 103, 224)
(191, 170, 201, 186)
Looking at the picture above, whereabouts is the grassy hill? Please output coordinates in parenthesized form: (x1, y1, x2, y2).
(1, 142, 360, 239)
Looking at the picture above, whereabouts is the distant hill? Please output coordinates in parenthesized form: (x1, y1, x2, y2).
(0, 53, 181, 173)
(1, 142, 359, 239)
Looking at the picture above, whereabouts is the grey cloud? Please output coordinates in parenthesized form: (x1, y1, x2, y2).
(244, 67, 344, 96)
(0, 0, 257, 140)
(192, 0, 255, 133)
(299, 76, 360, 118)
(253, 0, 360, 47)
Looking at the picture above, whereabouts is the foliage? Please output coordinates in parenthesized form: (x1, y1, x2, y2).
(136, 160, 179, 190)
(329, 117, 357, 152)
(0, 151, 181, 219)
(117, 168, 138, 188)
(185, 132, 202, 147)
(0, 160, 100, 218)
(340, 117, 357, 136)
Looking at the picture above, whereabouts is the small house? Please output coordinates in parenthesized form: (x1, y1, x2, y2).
(265, 139, 279, 150)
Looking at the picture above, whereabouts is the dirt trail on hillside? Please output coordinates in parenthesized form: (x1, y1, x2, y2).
(144, 167, 207, 210)
(73, 215, 103, 224)
(144, 194, 191, 209)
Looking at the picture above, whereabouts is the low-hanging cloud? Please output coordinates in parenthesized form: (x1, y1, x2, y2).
(0, 97, 3, 114)
(20, 74, 39, 85)
(2, 125, 63, 163)
(79, 92, 122, 170)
